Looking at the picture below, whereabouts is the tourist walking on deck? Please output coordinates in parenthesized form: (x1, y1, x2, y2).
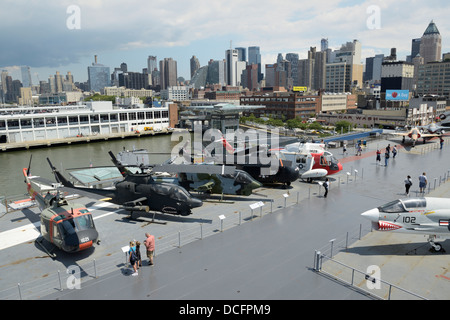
(376, 149, 381, 165)
(384, 150, 389, 166)
(128, 241, 138, 276)
(386, 144, 391, 155)
(392, 145, 398, 158)
(404, 175, 412, 196)
(135, 241, 142, 269)
(356, 143, 362, 156)
(323, 178, 329, 198)
(419, 173, 428, 193)
(144, 232, 155, 266)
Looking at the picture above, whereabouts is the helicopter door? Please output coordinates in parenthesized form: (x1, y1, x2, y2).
(40, 216, 50, 239)
(52, 222, 62, 246)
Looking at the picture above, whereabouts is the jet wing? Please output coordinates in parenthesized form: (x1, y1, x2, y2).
(419, 132, 441, 138)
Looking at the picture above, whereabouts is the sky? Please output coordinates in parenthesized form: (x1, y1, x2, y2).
(1, 0, 449, 85)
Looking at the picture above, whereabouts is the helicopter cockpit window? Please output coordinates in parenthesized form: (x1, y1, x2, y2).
(234, 171, 252, 184)
(152, 183, 171, 195)
(378, 200, 407, 213)
(320, 156, 328, 166)
(74, 215, 95, 231)
(402, 198, 426, 209)
(169, 187, 189, 201)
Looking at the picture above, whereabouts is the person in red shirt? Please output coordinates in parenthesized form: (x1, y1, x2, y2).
(144, 232, 155, 266)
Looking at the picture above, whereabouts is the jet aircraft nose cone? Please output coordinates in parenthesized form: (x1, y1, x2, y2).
(361, 208, 379, 222)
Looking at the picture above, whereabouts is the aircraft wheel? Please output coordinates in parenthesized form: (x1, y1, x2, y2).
(433, 243, 443, 252)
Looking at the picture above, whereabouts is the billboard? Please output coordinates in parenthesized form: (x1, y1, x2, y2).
(293, 86, 308, 92)
(386, 90, 409, 101)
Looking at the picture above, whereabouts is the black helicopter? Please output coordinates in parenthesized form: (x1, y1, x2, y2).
(47, 158, 203, 217)
(111, 151, 262, 196)
(23, 157, 99, 258)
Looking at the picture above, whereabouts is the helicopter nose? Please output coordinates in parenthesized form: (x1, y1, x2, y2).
(191, 197, 203, 208)
(288, 166, 300, 180)
(251, 180, 263, 189)
(361, 208, 379, 222)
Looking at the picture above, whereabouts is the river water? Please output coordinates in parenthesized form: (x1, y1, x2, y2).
(0, 133, 180, 197)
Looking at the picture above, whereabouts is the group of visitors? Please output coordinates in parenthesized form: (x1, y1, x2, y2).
(376, 144, 398, 166)
(128, 232, 155, 276)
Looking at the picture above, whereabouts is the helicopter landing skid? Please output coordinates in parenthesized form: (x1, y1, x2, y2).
(35, 236, 57, 260)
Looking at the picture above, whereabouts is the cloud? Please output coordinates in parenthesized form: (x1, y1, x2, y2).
(0, 0, 449, 79)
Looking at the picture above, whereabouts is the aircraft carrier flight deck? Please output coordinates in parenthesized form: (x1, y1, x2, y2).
(1, 132, 449, 301)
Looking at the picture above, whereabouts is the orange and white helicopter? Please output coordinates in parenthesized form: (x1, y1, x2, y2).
(276, 142, 343, 182)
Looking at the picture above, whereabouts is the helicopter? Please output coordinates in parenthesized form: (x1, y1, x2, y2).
(111, 150, 263, 196)
(47, 157, 203, 218)
(23, 156, 99, 258)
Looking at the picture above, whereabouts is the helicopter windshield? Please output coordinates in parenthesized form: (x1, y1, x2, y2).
(233, 171, 252, 184)
(169, 186, 190, 201)
(58, 214, 95, 238)
(74, 214, 95, 231)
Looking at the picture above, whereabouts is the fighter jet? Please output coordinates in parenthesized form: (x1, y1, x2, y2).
(361, 197, 450, 252)
(391, 126, 441, 146)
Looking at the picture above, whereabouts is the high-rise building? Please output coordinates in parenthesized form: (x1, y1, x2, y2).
(286, 53, 299, 86)
(407, 38, 421, 62)
(248, 46, 262, 81)
(87, 55, 111, 92)
(419, 20, 442, 64)
(159, 57, 177, 90)
(235, 47, 246, 62)
(147, 56, 157, 72)
(1, 70, 9, 101)
(244, 64, 259, 90)
(416, 61, 450, 98)
(119, 72, 148, 89)
(326, 40, 363, 92)
(207, 59, 226, 85)
(190, 55, 200, 79)
(55, 71, 63, 93)
(321, 38, 328, 52)
(364, 54, 384, 83)
(380, 60, 414, 93)
(225, 49, 238, 86)
(21, 66, 32, 88)
(265, 64, 276, 87)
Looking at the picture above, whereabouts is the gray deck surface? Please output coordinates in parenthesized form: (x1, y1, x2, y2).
(43, 134, 450, 301)
(1, 133, 449, 307)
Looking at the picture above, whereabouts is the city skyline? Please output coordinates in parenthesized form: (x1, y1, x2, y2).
(1, 0, 449, 85)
